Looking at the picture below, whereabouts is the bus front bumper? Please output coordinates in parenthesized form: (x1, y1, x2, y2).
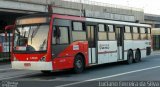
(11, 61, 53, 70)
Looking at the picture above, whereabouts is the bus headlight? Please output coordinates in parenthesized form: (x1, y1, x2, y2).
(13, 56, 18, 61)
(39, 56, 46, 61)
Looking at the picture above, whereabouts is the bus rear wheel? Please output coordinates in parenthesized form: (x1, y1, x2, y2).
(127, 50, 133, 64)
(73, 54, 84, 73)
(134, 50, 141, 63)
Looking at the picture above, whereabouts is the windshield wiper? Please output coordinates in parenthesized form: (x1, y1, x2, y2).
(39, 39, 46, 50)
(30, 25, 40, 44)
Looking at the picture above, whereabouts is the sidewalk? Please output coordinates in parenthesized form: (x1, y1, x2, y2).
(151, 50, 160, 55)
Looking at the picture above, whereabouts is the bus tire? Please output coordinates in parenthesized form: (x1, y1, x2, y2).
(127, 50, 133, 64)
(73, 54, 84, 74)
(134, 50, 141, 63)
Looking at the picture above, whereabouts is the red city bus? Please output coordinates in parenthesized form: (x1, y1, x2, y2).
(10, 14, 151, 73)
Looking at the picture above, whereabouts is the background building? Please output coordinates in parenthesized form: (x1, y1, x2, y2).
(0, 0, 145, 32)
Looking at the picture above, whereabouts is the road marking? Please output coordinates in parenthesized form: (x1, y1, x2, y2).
(55, 65, 160, 87)
(0, 72, 39, 80)
(153, 54, 160, 55)
(0, 68, 12, 71)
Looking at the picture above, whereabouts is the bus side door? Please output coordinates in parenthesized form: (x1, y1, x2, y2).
(115, 26, 124, 60)
(87, 25, 97, 64)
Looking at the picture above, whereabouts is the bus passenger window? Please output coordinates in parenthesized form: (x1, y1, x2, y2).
(98, 24, 105, 32)
(124, 26, 132, 40)
(98, 24, 107, 40)
(108, 25, 115, 40)
(124, 26, 131, 33)
(140, 27, 147, 40)
(52, 27, 69, 44)
(73, 22, 83, 31)
(72, 22, 86, 41)
(133, 27, 140, 40)
(59, 27, 69, 44)
(108, 25, 114, 32)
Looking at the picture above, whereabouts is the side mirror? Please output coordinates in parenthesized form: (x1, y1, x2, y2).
(5, 25, 14, 42)
(5, 25, 14, 31)
(53, 29, 57, 37)
(57, 29, 61, 38)
(53, 27, 61, 38)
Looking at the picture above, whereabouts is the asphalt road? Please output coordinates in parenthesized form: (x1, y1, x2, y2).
(0, 53, 160, 87)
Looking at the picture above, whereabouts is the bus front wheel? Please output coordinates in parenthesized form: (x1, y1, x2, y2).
(73, 54, 84, 73)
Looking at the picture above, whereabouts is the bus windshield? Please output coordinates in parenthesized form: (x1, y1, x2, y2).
(13, 24, 49, 52)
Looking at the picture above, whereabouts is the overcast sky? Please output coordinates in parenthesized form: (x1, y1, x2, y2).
(90, 0, 160, 15)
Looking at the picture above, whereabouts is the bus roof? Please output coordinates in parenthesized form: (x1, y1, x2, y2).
(16, 13, 151, 27)
(86, 18, 151, 27)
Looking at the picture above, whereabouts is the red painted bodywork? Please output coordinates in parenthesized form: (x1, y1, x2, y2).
(14, 53, 46, 61)
(0, 43, 2, 52)
(12, 14, 89, 71)
(53, 41, 88, 70)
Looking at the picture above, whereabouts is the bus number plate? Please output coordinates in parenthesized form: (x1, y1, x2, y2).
(24, 63, 31, 67)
